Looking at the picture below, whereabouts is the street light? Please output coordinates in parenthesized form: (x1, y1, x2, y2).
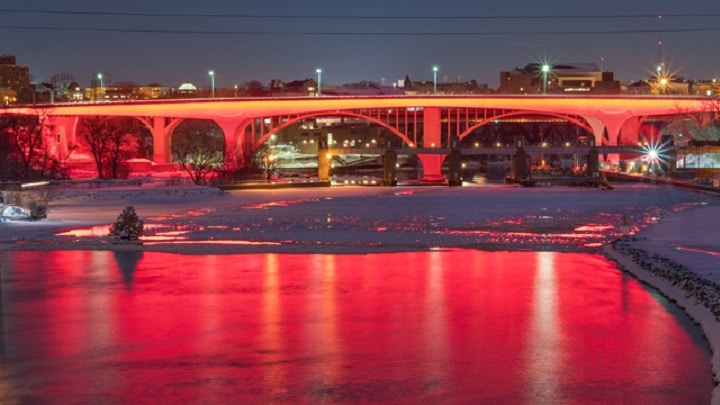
(97, 72, 104, 101)
(208, 70, 215, 98)
(433, 65, 439, 95)
(264, 153, 275, 180)
(316, 68, 322, 96)
(541, 64, 550, 95)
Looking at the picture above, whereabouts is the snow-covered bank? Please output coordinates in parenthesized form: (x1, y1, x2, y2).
(604, 206, 720, 404)
(2, 183, 717, 254)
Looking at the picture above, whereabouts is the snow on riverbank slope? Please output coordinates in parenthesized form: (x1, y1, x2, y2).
(604, 205, 720, 404)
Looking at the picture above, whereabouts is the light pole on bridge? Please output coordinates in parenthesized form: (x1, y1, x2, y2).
(316, 68, 322, 97)
(433, 65, 439, 95)
(208, 70, 215, 98)
(97, 73, 104, 102)
(541, 64, 550, 95)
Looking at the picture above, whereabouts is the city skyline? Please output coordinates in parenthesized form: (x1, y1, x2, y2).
(2, 1, 720, 89)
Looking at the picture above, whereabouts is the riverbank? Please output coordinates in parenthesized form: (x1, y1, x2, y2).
(604, 204, 720, 405)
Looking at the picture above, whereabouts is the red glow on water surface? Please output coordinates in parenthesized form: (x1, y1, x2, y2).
(142, 240, 282, 246)
(55, 224, 112, 237)
(574, 224, 615, 232)
(242, 199, 316, 209)
(672, 245, 720, 258)
(0, 250, 711, 404)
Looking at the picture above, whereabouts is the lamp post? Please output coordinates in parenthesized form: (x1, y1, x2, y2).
(433, 65, 439, 95)
(264, 153, 275, 180)
(541, 64, 550, 95)
(208, 70, 215, 98)
(316, 68, 322, 96)
(97, 73, 104, 102)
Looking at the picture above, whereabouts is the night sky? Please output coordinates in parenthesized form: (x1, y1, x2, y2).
(2, 1, 719, 89)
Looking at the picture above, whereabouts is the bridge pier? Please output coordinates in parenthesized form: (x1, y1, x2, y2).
(383, 148, 397, 186)
(418, 155, 445, 182)
(46, 116, 78, 161)
(587, 147, 600, 179)
(447, 149, 462, 187)
(512, 147, 530, 181)
(317, 141, 331, 182)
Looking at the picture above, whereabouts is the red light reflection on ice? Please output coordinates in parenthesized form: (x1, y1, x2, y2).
(142, 239, 282, 246)
(672, 245, 720, 258)
(242, 199, 317, 209)
(573, 224, 615, 232)
(55, 224, 112, 237)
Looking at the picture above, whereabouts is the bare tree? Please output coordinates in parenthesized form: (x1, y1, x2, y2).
(667, 99, 720, 144)
(214, 140, 274, 182)
(171, 119, 224, 184)
(0, 112, 56, 179)
(77, 116, 142, 179)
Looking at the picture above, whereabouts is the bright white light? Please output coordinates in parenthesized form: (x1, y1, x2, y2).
(641, 137, 672, 168)
(647, 149, 659, 161)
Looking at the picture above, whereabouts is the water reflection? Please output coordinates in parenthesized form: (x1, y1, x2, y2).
(526, 251, 561, 403)
(113, 251, 143, 289)
(0, 250, 712, 404)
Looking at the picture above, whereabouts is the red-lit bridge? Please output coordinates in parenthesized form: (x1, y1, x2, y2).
(1, 95, 713, 180)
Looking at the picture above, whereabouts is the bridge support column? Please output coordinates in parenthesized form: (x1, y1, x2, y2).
(422, 107, 441, 148)
(383, 148, 397, 186)
(512, 147, 530, 181)
(142, 116, 183, 165)
(418, 155, 445, 182)
(585, 113, 636, 168)
(587, 147, 600, 180)
(447, 149, 462, 187)
(213, 117, 246, 166)
(46, 116, 78, 161)
(317, 141, 331, 182)
(418, 107, 445, 182)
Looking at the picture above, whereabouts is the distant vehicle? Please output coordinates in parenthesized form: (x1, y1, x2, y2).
(0, 204, 32, 221)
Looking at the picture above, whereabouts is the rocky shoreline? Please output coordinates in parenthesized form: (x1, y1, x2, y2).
(605, 238, 720, 405)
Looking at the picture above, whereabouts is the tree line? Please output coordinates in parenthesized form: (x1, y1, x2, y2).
(0, 114, 269, 183)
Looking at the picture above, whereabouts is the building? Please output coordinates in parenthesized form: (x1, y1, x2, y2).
(84, 84, 176, 101)
(499, 63, 621, 95)
(688, 80, 719, 97)
(0, 55, 30, 104)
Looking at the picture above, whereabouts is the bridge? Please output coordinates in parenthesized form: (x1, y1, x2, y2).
(1, 95, 712, 180)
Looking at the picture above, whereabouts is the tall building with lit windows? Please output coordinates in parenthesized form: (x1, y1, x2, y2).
(0, 55, 30, 90)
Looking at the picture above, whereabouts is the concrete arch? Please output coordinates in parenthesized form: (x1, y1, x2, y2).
(252, 111, 415, 148)
(457, 111, 594, 141)
(135, 116, 185, 164)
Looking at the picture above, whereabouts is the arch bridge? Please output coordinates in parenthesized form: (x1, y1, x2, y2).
(1, 95, 713, 180)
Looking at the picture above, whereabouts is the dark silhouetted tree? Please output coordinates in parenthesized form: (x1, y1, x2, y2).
(171, 119, 224, 184)
(0, 112, 58, 179)
(77, 116, 142, 179)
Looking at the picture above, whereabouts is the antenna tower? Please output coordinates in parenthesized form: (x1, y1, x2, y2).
(657, 15, 665, 75)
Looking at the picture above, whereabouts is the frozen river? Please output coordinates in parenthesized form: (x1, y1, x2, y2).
(0, 249, 713, 404)
(0, 182, 718, 403)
